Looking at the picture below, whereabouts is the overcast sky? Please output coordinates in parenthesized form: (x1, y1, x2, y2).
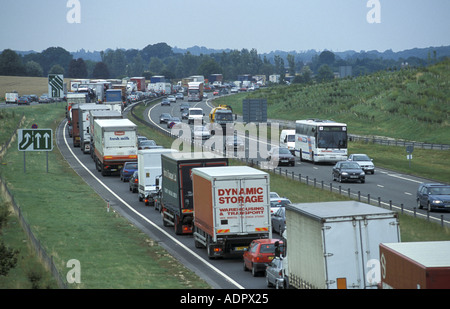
(1, 0, 449, 53)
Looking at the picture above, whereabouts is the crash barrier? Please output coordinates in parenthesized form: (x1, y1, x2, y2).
(130, 100, 450, 228)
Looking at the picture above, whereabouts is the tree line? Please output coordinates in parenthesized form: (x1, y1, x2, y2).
(0, 43, 437, 84)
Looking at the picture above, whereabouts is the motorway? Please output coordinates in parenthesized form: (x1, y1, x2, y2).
(8, 94, 450, 289)
(144, 95, 450, 227)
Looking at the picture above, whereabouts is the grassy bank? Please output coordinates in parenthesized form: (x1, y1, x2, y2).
(216, 59, 450, 144)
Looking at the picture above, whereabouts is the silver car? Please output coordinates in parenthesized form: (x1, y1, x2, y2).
(265, 257, 285, 289)
(348, 154, 375, 174)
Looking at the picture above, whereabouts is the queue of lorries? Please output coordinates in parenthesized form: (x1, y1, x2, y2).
(63, 88, 450, 290)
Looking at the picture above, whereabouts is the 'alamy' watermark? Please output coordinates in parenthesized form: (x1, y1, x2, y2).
(66, 259, 81, 284)
(66, 0, 81, 24)
(366, 0, 381, 23)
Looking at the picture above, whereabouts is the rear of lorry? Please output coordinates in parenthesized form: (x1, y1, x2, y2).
(137, 148, 177, 205)
(93, 119, 138, 176)
(159, 152, 229, 235)
(379, 241, 450, 289)
(285, 201, 400, 289)
(192, 166, 272, 259)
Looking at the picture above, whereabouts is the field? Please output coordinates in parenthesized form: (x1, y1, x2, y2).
(0, 75, 73, 100)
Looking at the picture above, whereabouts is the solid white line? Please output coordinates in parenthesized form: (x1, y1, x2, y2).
(62, 121, 244, 289)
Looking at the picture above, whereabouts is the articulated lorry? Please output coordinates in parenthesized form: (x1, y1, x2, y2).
(79, 104, 111, 154)
(66, 93, 88, 137)
(137, 148, 177, 206)
(157, 152, 229, 235)
(192, 166, 272, 259)
(283, 201, 400, 289)
(188, 81, 203, 102)
(93, 119, 138, 176)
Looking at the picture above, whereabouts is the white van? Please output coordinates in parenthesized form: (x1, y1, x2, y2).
(280, 130, 295, 154)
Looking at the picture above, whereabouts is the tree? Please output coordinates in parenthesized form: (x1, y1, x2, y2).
(0, 203, 18, 277)
(0, 49, 25, 76)
(92, 62, 109, 79)
(317, 64, 334, 82)
(67, 58, 88, 78)
(287, 54, 296, 76)
(48, 64, 65, 75)
(25, 61, 43, 77)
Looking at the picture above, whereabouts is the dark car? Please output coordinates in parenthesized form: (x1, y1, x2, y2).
(180, 102, 189, 111)
(271, 207, 286, 234)
(159, 113, 172, 123)
(129, 171, 139, 193)
(120, 161, 138, 182)
(138, 140, 157, 150)
(161, 98, 170, 106)
(417, 183, 450, 212)
(17, 96, 30, 105)
(267, 147, 295, 166)
(176, 92, 184, 100)
(181, 109, 189, 120)
(243, 239, 284, 276)
(332, 161, 365, 183)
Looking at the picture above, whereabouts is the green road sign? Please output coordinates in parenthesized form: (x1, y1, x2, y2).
(48, 74, 64, 98)
(18, 129, 53, 151)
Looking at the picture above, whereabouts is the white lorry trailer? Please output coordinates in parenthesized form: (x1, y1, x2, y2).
(79, 104, 110, 154)
(192, 166, 272, 259)
(283, 201, 401, 289)
(137, 148, 177, 206)
(93, 119, 138, 176)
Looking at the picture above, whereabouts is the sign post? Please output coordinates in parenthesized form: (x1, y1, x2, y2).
(406, 145, 414, 168)
(18, 129, 53, 173)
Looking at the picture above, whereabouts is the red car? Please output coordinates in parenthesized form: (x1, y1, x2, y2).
(243, 239, 284, 276)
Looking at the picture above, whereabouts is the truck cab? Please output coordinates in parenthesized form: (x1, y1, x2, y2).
(188, 108, 204, 125)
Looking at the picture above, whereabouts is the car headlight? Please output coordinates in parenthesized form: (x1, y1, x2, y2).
(360, 172, 365, 176)
(341, 172, 348, 176)
(432, 200, 443, 204)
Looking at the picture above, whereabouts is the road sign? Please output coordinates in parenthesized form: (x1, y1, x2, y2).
(18, 129, 53, 151)
(48, 74, 64, 98)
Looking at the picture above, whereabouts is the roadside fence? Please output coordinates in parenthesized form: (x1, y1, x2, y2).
(0, 176, 68, 288)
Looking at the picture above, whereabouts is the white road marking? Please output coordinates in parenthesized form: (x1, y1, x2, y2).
(62, 121, 244, 289)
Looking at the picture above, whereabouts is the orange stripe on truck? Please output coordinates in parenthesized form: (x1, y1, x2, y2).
(216, 229, 230, 234)
(255, 227, 269, 232)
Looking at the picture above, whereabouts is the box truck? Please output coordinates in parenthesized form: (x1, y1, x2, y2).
(137, 148, 177, 206)
(157, 152, 229, 235)
(88, 110, 122, 158)
(192, 166, 272, 259)
(79, 104, 111, 154)
(93, 119, 138, 176)
(283, 201, 400, 289)
(379, 241, 450, 289)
